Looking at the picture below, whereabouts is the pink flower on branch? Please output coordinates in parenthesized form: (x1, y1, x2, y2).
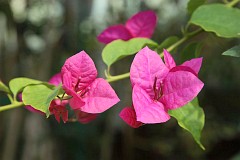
(120, 47, 204, 127)
(97, 10, 157, 44)
(61, 51, 120, 114)
(49, 101, 68, 123)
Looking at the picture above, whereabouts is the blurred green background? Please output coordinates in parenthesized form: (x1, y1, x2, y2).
(0, 0, 240, 159)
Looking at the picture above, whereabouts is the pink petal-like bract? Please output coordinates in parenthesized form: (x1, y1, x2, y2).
(126, 10, 157, 38)
(49, 73, 62, 86)
(163, 49, 176, 69)
(49, 102, 68, 123)
(61, 51, 119, 113)
(180, 57, 203, 75)
(160, 71, 204, 110)
(170, 66, 197, 77)
(80, 78, 120, 113)
(130, 47, 169, 98)
(69, 91, 85, 110)
(61, 51, 97, 95)
(132, 85, 170, 124)
(119, 107, 143, 128)
(75, 110, 98, 124)
(97, 25, 132, 44)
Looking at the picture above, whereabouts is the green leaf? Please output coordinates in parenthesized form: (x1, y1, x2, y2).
(157, 36, 179, 53)
(222, 45, 240, 57)
(187, 0, 206, 15)
(9, 77, 42, 100)
(190, 4, 240, 38)
(0, 81, 10, 93)
(169, 98, 205, 150)
(102, 38, 157, 67)
(22, 84, 62, 117)
(181, 42, 202, 62)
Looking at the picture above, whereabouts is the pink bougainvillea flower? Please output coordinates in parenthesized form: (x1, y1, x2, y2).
(120, 47, 204, 127)
(49, 72, 62, 86)
(49, 101, 68, 123)
(97, 10, 157, 44)
(61, 51, 120, 114)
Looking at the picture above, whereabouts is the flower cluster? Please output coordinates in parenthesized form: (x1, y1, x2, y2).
(60, 51, 120, 123)
(23, 51, 120, 124)
(22, 10, 204, 126)
(119, 47, 204, 128)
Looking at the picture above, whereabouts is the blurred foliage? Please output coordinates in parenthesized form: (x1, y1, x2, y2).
(0, 0, 240, 160)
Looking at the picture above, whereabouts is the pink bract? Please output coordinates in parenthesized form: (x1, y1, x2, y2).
(120, 47, 204, 127)
(97, 25, 132, 44)
(132, 85, 170, 123)
(125, 10, 157, 38)
(49, 101, 68, 123)
(49, 72, 62, 86)
(119, 107, 143, 128)
(61, 51, 120, 114)
(97, 10, 157, 44)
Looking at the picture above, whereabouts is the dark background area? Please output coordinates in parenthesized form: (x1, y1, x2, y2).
(0, 0, 240, 160)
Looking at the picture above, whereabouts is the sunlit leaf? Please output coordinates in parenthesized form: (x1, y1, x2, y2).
(22, 84, 62, 117)
(9, 77, 43, 100)
(190, 4, 240, 38)
(222, 45, 240, 58)
(169, 98, 205, 150)
(102, 38, 157, 67)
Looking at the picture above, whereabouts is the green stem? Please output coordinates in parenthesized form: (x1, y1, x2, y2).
(106, 72, 130, 83)
(164, 28, 202, 55)
(226, 0, 240, 7)
(0, 102, 24, 112)
(158, 36, 188, 58)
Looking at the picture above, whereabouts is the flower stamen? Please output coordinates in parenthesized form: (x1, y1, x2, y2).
(153, 77, 163, 101)
(74, 77, 81, 91)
